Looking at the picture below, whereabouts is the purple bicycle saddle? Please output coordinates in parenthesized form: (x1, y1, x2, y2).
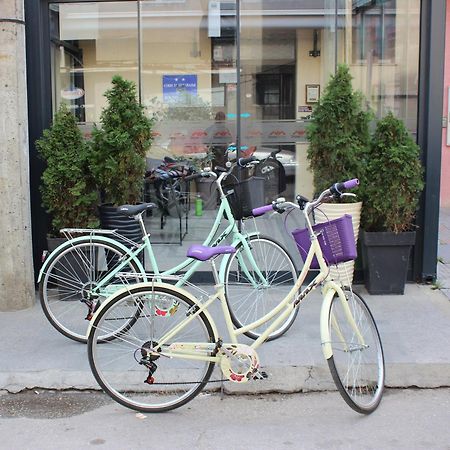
(186, 245, 236, 261)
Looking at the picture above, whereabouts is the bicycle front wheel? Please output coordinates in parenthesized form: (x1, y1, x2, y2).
(224, 236, 299, 341)
(326, 289, 385, 414)
(39, 238, 143, 343)
(88, 285, 216, 413)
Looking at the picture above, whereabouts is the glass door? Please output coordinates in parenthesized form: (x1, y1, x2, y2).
(141, 0, 238, 169)
(240, 0, 337, 201)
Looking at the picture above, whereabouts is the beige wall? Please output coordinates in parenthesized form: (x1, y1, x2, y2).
(295, 29, 320, 200)
(76, 26, 212, 123)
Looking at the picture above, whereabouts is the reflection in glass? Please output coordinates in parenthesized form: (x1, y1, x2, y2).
(49, 2, 139, 124)
(345, 0, 420, 132)
(46, 0, 422, 247)
(141, 0, 237, 167)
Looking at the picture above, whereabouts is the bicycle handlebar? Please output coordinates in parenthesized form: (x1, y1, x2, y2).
(185, 169, 218, 182)
(252, 178, 360, 217)
(238, 156, 259, 167)
(252, 204, 274, 217)
(184, 173, 202, 181)
(343, 178, 359, 189)
(330, 178, 359, 196)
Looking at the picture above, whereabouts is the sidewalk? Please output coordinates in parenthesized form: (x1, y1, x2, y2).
(1, 209, 450, 395)
(0, 284, 449, 394)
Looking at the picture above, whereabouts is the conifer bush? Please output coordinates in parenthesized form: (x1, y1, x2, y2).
(361, 111, 424, 233)
(306, 64, 371, 197)
(36, 104, 99, 235)
(90, 75, 154, 205)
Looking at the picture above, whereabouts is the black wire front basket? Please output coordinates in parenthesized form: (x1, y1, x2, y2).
(223, 176, 265, 220)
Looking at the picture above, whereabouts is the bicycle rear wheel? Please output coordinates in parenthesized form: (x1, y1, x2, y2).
(224, 236, 299, 341)
(325, 289, 385, 414)
(39, 238, 142, 343)
(159, 178, 188, 218)
(88, 285, 216, 413)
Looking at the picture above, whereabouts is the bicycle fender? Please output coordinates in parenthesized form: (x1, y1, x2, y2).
(218, 231, 260, 281)
(37, 235, 146, 283)
(86, 282, 219, 340)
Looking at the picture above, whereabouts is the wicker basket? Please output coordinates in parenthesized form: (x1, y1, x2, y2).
(292, 214, 357, 269)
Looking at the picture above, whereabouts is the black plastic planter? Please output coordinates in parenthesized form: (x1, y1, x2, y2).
(99, 204, 143, 248)
(361, 230, 416, 295)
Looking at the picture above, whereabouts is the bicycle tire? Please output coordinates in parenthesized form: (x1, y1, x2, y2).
(159, 178, 188, 219)
(88, 284, 216, 413)
(326, 289, 385, 414)
(39, 238, 143, 343)
(224, 235, 299, 341)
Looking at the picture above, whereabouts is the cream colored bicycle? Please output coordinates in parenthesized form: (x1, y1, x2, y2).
(87, 179, 385, 414)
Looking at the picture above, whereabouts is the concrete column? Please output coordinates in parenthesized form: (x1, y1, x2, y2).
(0, 0, 35, 310)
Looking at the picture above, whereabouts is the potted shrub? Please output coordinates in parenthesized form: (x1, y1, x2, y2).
(90, 75, 154, 244)
(360, 112, 424, 294)
(306, 64, 372, 284)
(36, 103, 99, 250)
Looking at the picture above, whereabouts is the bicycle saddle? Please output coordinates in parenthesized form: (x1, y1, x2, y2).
(117, 203, 156, 217)
(186, 245, 236, 261)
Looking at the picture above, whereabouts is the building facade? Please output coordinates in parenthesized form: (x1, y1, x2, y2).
(442, 0, 450, 209)
(23, 0, 446, 284)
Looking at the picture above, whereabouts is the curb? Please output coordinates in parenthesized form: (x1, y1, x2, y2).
(2, 364, 450, 394)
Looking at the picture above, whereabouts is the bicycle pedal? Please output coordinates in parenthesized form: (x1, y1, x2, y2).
(253, 371, 269, 380)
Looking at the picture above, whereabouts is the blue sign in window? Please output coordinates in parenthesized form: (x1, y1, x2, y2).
(162, 75, 198, 104)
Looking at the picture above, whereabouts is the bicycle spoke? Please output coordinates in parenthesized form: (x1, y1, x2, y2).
(326, 290, 385, 414)
(40, 239, 142, 343)
(88, 286, 215, 412)
(225, 237, 298, 341)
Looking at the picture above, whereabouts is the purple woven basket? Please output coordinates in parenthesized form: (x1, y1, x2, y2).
(292, 214, 357, 269)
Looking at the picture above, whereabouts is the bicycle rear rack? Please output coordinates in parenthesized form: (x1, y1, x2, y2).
(60, 228, 141, 248)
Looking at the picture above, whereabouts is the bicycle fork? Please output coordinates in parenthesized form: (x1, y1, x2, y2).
(320, 285, 366, 360)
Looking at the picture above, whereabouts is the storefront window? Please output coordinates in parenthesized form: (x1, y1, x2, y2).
(141, 0, 238, 171)
(240, 1, 337, 200)
(343, 0, 420, 132)
(47, 0, 422, 250)
(49, 2, 139, 124)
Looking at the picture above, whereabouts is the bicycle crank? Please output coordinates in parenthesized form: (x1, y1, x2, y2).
(219, 344, 260, 383)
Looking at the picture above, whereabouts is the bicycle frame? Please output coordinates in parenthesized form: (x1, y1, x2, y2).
(87, 180, 385, 415)
(91, 224, 362, 364)
(148, 170, 268, 287)
(38, 173, 268, 295)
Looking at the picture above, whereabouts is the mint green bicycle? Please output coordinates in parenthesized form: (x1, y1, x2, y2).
(39, 161, 299, 343)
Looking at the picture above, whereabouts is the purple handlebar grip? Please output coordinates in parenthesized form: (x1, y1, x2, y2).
(343, 178, 359, 189)
(252, 204, 273, 217)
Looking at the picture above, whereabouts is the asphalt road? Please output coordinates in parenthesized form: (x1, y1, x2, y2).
(0, 389, 449, 449)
